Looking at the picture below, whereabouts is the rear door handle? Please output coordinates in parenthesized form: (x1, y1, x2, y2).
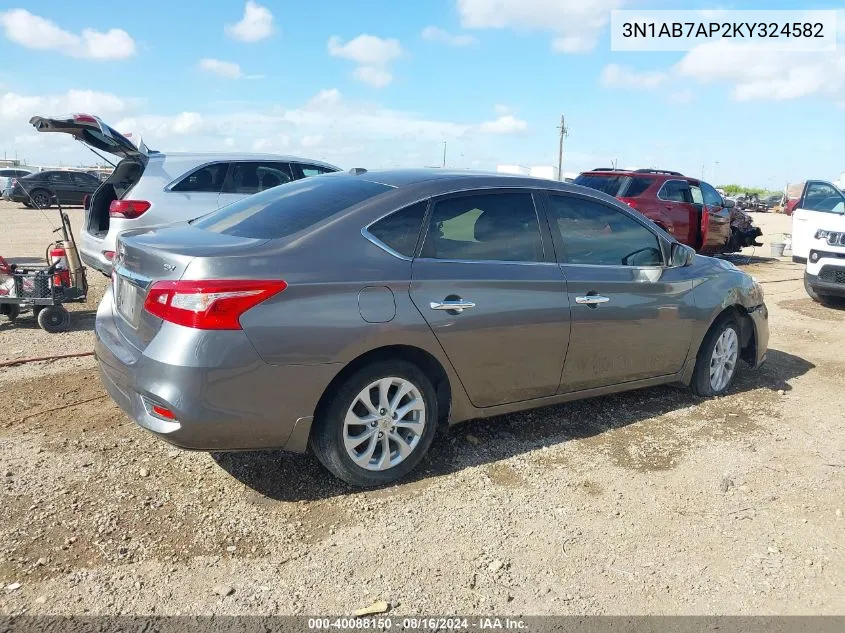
(430, 300, 476, 313)
(575, 295, 610, 305)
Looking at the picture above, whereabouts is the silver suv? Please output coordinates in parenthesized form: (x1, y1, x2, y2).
(30, 114, 341, 276)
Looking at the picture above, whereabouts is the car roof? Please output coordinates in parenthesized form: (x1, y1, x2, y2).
(153, 152, 340, 170)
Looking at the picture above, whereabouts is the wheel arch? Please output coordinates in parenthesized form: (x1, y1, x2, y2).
(705, 304, 757, 365)
(313, 344, 453, 432)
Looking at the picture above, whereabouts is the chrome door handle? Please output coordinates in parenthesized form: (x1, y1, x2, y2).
(430, 300, 476, 313)
(575, 295, 610, 305)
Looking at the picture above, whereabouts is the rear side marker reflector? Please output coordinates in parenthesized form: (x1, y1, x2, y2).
(103, 251, 115, 261)
(151, 405, 176, 420)
(143, 279, 287, 330)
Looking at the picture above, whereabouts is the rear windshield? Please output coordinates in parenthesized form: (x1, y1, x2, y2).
(574, 174, 653, 198)
(192, 176, 393, 239)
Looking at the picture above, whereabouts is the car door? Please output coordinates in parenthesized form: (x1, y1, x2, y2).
(792, 181, 845, 261)
(699, 181, 731, 252)
(656, 179, 696, 247)
(44, 172, 74, 204)
(217, 161, 294, 208)
(69, 172, 96, 204)
(543, 191, 697, 393)
(408, 189, 570, 408)
(165, 162, 232, 220)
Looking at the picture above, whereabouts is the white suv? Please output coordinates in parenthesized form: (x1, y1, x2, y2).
(31, 114, 341, 276)
(805, 229, 845, 306)
(789, 179, 845, 263)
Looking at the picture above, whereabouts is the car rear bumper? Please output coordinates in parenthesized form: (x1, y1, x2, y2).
(80, 232, 113, 276)
(94, 288, 342, 452)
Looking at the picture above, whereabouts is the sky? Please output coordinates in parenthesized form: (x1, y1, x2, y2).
(0, 0, 844, 190)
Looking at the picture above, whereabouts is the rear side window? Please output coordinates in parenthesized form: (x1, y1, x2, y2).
(573, 174, 626, 196)
(46, 172, 70, 183)
(294, 163, 336, 178)
(623, 177, 652, 197)
(172, 163, 230, 193)
(223, 161, 293, 194)
(192, 176, 393, 239)
(367, 201, 428, 257)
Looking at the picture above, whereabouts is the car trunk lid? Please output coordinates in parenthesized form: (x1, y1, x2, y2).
(30, 113, 151, 160)
(112, 226, 269, 349)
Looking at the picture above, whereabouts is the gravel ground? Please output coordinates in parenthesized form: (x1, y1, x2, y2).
(0, 201, 843, 616)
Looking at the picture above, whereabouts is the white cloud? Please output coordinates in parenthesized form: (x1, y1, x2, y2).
(674, 39, 845, 102)
(2, 87, 542, 169)
(225, 1, 274, 42)
(328, 34, 403, 87)
(478, 114, 528, 134)
(198, 58, 243, 79)
(457, 0, 624, 53)
(600, 64, 667, 89)
(421, 25, 478, 47)
(353, 66, 393, 88)
(301, 134, 324, 148)
(0, 9, 136, 60)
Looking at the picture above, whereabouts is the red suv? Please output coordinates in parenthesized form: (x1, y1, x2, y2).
(573, 169, 732, 253)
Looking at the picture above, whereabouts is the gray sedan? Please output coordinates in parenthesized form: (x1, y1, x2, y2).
(95, 169, 769, 487)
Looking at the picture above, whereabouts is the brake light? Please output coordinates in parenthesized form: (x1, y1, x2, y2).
(143, 280, 287, 330)
(109, 200, 150, 219)
(618, 197, 638, 210)
(73, 114, 98, 124)
(103, 251, 115, 262)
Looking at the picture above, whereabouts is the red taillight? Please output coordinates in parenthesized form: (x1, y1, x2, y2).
(701, 207, 711, 239)
(618, 197, 638, 209)
(143, 280, 287, 330)
(73, 114, 98, 124)
(109, 200, 151, 219)
(103, 251, 115, 261)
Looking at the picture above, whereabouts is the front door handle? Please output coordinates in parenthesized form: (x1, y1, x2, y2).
(430, 300, 476, 313)
(575, 295, 610, 306)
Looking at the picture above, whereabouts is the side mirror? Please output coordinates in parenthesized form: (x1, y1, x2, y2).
(670, 242, 696, 267)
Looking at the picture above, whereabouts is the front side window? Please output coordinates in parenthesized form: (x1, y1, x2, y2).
(547, 194, 663, 267)
(47, 172, 70, 183)
(420, 192, 543, 262)
(367, 201, 429, 257)
(172, 163, 230, 193)
(223, 162, 293, 194)
(658, 180, 693, 204)
(701, 182, 723, 207)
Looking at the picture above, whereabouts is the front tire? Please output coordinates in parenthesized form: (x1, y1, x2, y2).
(310, 360, 438, 487)
(691, 316, 741, 397)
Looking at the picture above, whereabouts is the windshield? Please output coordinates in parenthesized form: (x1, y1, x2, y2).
(192, 176, 394, 239)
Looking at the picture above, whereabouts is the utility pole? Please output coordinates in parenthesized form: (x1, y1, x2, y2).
(442, 141, 447, 168)
(557, 114, 569, 181)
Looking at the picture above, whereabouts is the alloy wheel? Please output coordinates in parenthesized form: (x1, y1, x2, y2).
(709, 327, 738, 392)
(343, 377, 426, 471)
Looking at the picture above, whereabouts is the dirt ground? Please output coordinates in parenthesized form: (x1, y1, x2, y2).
(0, 200, 843, 616)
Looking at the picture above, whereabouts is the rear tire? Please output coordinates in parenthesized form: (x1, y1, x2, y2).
(310, 360, 438, 488)
(37, 305, 70, 333)
(690, 316, 741, 397)
(31, 189, 52, 209)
